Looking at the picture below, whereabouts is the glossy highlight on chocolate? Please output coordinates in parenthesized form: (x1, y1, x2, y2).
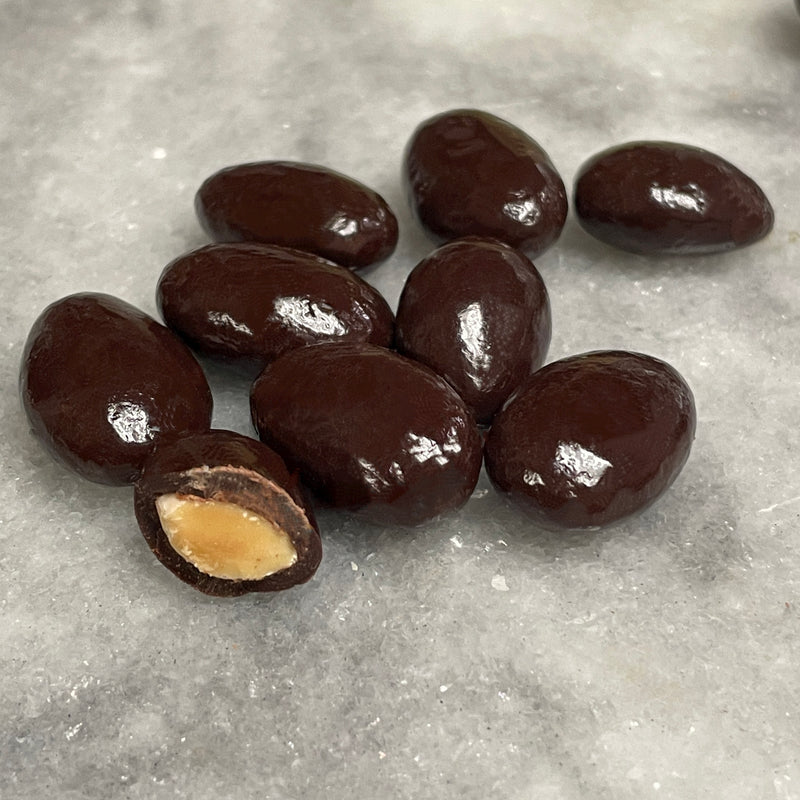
(574, 141, 774, 254)
(20, 293, 213, 485)
(250, 342, 483, 526)
(195, 161, 399, 270)
(157, 242, 394, 370)
(396, 237, 551, 425)
(484, 350, 696, 529)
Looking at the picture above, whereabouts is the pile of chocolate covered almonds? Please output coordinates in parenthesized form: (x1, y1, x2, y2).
(20, 108, 773, 595)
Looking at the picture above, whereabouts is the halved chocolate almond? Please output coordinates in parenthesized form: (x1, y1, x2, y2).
(134, 429, 321, 596)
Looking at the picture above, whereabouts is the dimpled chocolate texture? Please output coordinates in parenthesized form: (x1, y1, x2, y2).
(195, 161, 399, 270)
(396, 237, 551, 425)
(134, 429, 321, 597)
(574, 141, 774, 254)
(403, 109, 568, 258)
(250, 342, 483, 526)
(157, 243, 395, 370)
(484, 351, 696, 530)
(20, 293, 213, 485)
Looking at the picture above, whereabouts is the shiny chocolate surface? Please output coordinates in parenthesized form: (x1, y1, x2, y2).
(134, 429, 321, 596)
(20, 293, 213, 485)
(484, 350, 696, 530)
(403, 109, 568, 258)
(157, 243, 394, 370)
(574, 141, 774, 254)
(250, 342, 483, 526)
(195, 161, 399, 270)
(396, 237, 551, 425)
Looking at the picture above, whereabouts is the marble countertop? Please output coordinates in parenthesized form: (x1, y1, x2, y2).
(3, 1, 799, 798)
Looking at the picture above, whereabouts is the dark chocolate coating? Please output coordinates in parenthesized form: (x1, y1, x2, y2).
(134, 430, 321, 596)
(395, 237, 551, 425)
(403, 109, 568, 258)
(20, 293, 213, 485)
(573, 141, 774, 254)
(195, 161, 399, 270)
(484, 351, 696, 530)
(250, 342, 483, 526)
(157, 243, 395, 370)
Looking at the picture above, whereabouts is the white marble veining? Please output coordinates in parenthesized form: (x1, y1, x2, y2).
(2, 1, 800, 798)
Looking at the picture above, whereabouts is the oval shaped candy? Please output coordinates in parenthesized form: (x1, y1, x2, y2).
(157, 243, 394, 370)
(134, 429, 321, 597)
(403, 109, 568, 258)
(20, 292, 213, 485)
(573, 141, 774, 254)
(195, 161, 399, 270)
(250, 342, 483, 526)
(484, 350, 696, 530)
(396, 237, 551, 425)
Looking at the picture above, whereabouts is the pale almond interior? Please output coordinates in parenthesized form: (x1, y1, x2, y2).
(155, 493, 298, 581)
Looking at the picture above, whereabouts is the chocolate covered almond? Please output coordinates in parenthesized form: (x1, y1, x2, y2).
(250, 342, 483, 526)
(20, 293, 213, 485)
(134, 429, 321, 596)
(195, 161, 399, 269)
(484, 351, 696, 530)
(396, 237, 551, 425)
(157, 243, 394, 370)
(573, 141, 774, 254)
(403, 109, 568, 257)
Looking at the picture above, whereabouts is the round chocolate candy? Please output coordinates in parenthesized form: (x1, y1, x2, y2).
(395, 237, 551, 425)
(403, 108, 568, 258)
(484, 350, 696, 530)
(195, 161, 399, 270)
(250, 342, 483, 526)
(20, 292, 213, 485)
(157, 243, 394, 370)
(573, 140, 774, 255)
(134, 429, 321, 596)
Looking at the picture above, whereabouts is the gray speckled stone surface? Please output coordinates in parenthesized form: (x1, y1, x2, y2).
(2, 1, 800, 798)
